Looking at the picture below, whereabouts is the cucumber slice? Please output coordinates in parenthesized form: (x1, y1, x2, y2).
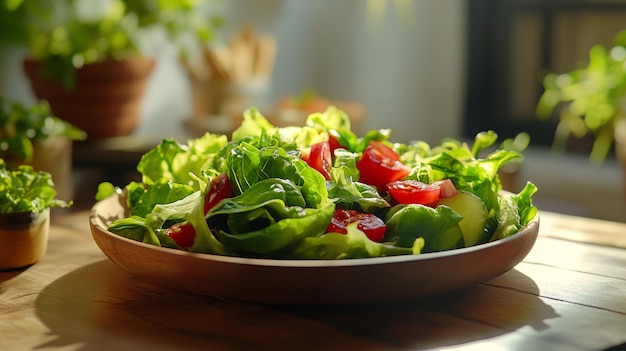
(438, 191, 488, 247)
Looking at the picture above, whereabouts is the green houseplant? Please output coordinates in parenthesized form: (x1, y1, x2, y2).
(0, 97, 86, 164)
(0, 159, 71, 270)
(12, 0, 221, 139)
(536, 30, 626, 164)
(0, 97, 86, 200)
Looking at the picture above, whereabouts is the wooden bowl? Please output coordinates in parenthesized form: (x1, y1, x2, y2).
(90, 195, 539, 304)
(0, 209, 50, 270)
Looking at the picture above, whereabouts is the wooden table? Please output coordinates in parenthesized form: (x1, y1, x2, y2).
(1, 210, 625, 351)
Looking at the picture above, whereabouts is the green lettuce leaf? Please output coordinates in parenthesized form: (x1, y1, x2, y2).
(327, 166, 389, 214)
(209, 200, 335, 257)
(109, 191, 226, 254)
(287, 222, 421, 259)
(226, 140, 328, 208)
(128, 178, 196, 218)
(306, 106, 391, 153)
(137, 133, 227, 187)
(385, 204, 464, 253)
(232, 107, 276, 141)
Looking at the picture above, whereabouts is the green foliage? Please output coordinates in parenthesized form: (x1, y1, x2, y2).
(0, 97, 86, 163)
(0, 0, 29, 44)
(9, 0, 223, 88)
(536, 29, 626, 163)
(0, 160, 71, 213)
(104, 107, 537, 259)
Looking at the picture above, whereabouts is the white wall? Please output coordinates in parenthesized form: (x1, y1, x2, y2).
(220, 0, 467, 144)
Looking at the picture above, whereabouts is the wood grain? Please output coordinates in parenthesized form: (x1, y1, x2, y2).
(1, 210, 625, 351)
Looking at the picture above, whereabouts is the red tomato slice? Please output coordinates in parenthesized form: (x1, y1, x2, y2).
(387, 180, 442, 206)
(326, 209, 386, 242)
(356, 141, 410, 190)
(166, 223, 196, 248)
(204, 173, 232, 214)
(328, 134, 345, 155)
(302, 141, 332, 180)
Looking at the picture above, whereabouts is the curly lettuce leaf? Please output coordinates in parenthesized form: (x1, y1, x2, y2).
(490, 181, 538, 241)
(306, 105, 391, 153)
(232, 107, 277, 141)
(516, 181, 539, 225)
(306, 106, 358, 150)
(137, 133, 227, 186)
(397, 131, 526, 240)
(277, 125, 328, 150)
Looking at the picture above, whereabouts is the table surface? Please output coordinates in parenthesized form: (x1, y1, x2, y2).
(1, 209, 625, 351)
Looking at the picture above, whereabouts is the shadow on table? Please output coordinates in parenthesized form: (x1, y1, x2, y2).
(33, 260, 558, 351)
(0, 267, 26, 283)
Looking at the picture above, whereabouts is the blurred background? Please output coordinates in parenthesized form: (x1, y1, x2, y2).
(1, 0, 625, 222)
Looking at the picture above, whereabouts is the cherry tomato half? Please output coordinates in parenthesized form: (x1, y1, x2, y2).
(166, 222, 196, 248)
(328, 134, 346, 155)
(387, 179, 457, 206)
(301, 141, 332, 180)
(326, 209, 387, 242)
(356, 141, 410, 190)
(204, 173, 232, 214)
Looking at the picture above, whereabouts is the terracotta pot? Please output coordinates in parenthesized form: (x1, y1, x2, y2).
(0, 209, 50, 270)
(22, 58, 155, 139)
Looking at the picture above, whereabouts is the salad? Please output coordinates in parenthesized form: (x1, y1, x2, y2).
(97, 106, 537, 259)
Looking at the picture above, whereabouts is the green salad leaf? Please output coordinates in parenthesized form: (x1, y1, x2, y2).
(327, 166, 389, 214)
(206, 178, 334, 256)
(386, 204, 464, 253)
(102, 106, 538, 260)
(137, 133, 227, 186)
(211, 201, 335, 256)
(287, 222, 421, 259)
(306, 105, 391, 153)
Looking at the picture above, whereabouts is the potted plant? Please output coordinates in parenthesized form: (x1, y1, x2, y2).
(12, 0, 220, 139)
(536, 29, 626, 165)
(0, 160, 71, 270)
(0, 97, 86, 200)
